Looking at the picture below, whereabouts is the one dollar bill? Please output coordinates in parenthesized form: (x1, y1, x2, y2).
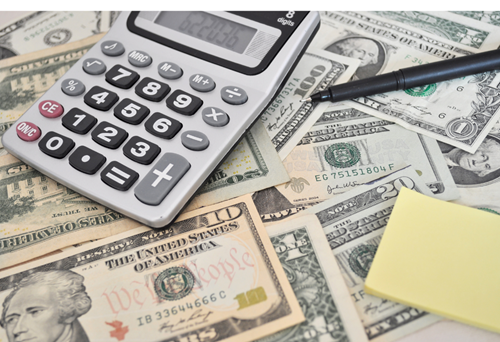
(0, 195, 304, 342)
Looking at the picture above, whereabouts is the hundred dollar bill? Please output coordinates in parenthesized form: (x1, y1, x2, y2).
(261, 48, 360, 160)
(301, 167, 442, 342)
(0, 11, 113, 60)
(0, 153, 142, 269)
(184, 121, 290, 212)
(372, 11, 500, 52)
(313, 12, 470, 82)
(261, 215, 368, 342)
(349, 69, 500, 153)
(0, 33, 104, 147)
(0, 195, 304, 342)
(276, 104, 459, 204)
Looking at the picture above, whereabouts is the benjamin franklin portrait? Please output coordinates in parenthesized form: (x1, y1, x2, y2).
(0, 270, 92, 342)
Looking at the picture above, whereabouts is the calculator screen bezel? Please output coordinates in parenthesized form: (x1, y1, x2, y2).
(126, 11, 309, 76)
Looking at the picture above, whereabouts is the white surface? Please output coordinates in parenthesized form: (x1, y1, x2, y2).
(1, 9, 500, 342)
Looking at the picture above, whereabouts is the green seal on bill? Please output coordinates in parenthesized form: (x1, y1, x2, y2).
(348, 244, 378, 278)
(154, 266, 195, 301)
(404, 84, 437, 97)
(324, 143, 361, 168)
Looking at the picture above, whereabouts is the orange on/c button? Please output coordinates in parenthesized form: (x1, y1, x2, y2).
(39, 100, 64, 118)
(16, 121, 41, 141)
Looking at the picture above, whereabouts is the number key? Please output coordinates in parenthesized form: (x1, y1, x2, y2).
(114, 98, 150, 125)
(84, 86, 119, 111)
(62, 108, 97, 134)
(38, 131, 75, 159)
(91, 121, 128, 149)
(105, 64, 140, 89)
(135, 77, 170, 102)
(144, 112, 182, 140)
(123, 136, 160, 165)
(166, 89, 203, 116)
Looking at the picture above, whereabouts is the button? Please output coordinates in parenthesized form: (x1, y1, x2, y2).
(189, 74, 215, 92)
(134, 153, 191, 206)
(114, 98, 150, 125)
(38, 131, 74, 159)
(144, 112, 182, 140)
(166, 89, 203, 116)
(82, 58, 106, 75)
(181, 131, 209, 151)
(69, 146, 106, 174)
(128, 50, 152, 67)
(123, 136, 161, 165)
(221, 86, 248, 105)
(101, 161, 139, 191)
(16, 122, 41, 141)
(61, 79, 85, 96)
(101, 40, 125, 56)
(202, 107, 229, 127)
(39, 100, 64, 118)
(105, 65, 140, 89)
(158, 62, 183, 79)
(91, 121, 128, 149)
(135, 77, 171, 102)
(62, 108, 97, 135)
(84, 86, 119, 111)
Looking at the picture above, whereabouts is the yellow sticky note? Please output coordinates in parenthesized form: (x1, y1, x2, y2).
(365, 187, 500, 334)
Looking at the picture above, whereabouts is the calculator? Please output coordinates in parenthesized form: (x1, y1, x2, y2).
(2, 11, 320, 228)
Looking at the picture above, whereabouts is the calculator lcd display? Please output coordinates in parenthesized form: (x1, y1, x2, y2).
(154, 12, 257, 54)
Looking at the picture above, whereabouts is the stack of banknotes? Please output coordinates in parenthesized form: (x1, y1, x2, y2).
(1, 11, 500, 342)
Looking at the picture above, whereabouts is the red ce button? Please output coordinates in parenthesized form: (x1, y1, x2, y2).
(39, 100, 64, 118)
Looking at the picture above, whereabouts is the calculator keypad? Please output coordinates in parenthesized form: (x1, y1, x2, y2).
(135, 77, 170, 102)
(101, 161, 139, 191)
(166, 89, 203, 116)
(62, 108, 97, 134)
(69, 146, 106, 174)
(144, 112, 182, 140)
(114, 98, 150, 125)
(123, 136, 161, 165)
(11, 35, 253, 223)
(39, 132, 75, 159)
(84, 86, 119, 111)
(134, 153, 191, 206)
(91, 122, 129, 149)
(105, 65, 140, 89)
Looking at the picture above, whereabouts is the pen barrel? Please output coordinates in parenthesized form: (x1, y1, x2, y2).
(401, 49, 500, 89)
(326, 73, 402, 102)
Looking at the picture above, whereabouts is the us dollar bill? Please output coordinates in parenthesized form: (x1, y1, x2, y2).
(0, 33, 104, 148)
(301, 167, 442, 342)
(184, 121, 290, 212)
(372, 11, 500, 52)
(0, 153, 142, 269)
(452, 11, 500, 28)
(261, 48, 360, 160)
(0, 11, 114, 60)
(349, 69, 500, 153)
(313, 11, 469, 82)
(276, 104, 459, 204)
(260, 215, 368, 342)
(0, 195, 304, 342)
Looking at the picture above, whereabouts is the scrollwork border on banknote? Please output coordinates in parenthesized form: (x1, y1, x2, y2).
(196, 130, 269, 194)
(271, 53, 349, 152)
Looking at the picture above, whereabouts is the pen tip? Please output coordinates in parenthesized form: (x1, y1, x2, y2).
(301, 97, 311, 103)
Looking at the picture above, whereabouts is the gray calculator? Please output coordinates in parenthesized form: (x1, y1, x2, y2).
(2, 11, 320, 228)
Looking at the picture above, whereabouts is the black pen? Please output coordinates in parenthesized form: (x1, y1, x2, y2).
(302, 48, 500, 103)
